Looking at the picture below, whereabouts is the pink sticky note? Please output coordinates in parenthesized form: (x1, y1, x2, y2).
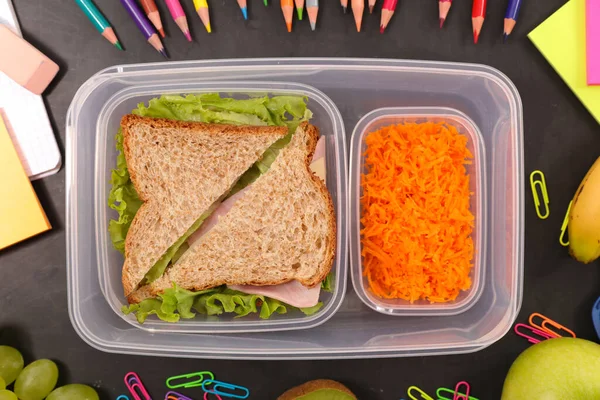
(587, 0, 600, 85)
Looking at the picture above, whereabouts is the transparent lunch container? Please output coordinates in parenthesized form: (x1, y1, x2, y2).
(350, 107, 487, 316)
(66, 58, 524, 359)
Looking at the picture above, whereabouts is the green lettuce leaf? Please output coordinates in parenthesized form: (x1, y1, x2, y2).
(321, 273, 333, 293)
(123, 284, 307, 323)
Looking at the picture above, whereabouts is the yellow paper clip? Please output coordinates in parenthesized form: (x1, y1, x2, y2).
(530, 170, 550, 219)
(559, 201, 572, 246)
(529, 313, 576, 338)
(407, 386, 435, 400)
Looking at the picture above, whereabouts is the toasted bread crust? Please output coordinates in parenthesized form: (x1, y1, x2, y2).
(127, 122, 337, 304)
(277, 380, 356, 400)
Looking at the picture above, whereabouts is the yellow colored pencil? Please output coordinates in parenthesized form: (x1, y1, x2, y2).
(193, 0, 212, 32)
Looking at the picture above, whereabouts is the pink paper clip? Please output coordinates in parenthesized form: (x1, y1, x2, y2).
(453, 381, 470, 400)
(204, 393, 223, 400)
(125, 372, 153, 400)
(514, 323, 555, 344)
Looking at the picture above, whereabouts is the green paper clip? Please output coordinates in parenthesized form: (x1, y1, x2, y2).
(407, 386, 435, 400)
(436, 387, 479, 400)
(166, 371, 214, 389)
(530, 170, 550, 219)
(559, 201, 572, 246)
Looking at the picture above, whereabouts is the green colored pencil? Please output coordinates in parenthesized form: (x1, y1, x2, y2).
(75, 0, 122, 50)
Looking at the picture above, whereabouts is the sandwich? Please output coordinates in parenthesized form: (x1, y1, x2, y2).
(107, 94, 336, 323)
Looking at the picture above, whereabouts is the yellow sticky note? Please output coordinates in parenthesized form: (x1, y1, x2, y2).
(529, 0, 600, 124)
(0, 114, 50, 249)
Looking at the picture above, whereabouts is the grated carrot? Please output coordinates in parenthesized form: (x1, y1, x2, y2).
(360, 122, 474, 303)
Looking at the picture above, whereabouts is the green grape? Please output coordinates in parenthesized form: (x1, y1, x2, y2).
(0, 346, 24, 385)
(0, 376, 5, 390)
(13, 359, 58, 400)
(46, 384, 99, 400)
(0, 390, 17, 400)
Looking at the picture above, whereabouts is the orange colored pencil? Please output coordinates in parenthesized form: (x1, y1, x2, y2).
(352, 0, 364, 32)
(472, 0, 487, 44)
(281, 0, 294, 32)
(139, 0, 165, 37)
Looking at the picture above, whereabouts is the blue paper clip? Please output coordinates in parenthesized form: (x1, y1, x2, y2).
(593, 296, 600, 341)
(117, 396, 130, 400)
(407, 386, 434, 400)
(201, 380, 249, 399)
(436, 387, 479, 400)
(165, 391, 194, 400)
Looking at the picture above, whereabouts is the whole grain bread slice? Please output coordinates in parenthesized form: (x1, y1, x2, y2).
(120, 115, 287, 297)
(128, 122, 336, 303)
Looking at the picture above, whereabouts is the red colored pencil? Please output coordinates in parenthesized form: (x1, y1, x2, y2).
(380, 0, 398, 34)
(472, 0, 487, 44)
(439, 0, 452, 28)
(139, 0, 165, 37)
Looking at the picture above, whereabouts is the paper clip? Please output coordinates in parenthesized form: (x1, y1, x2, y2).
(407, 386, 435, 400)
(452, 381, 471, 400)
(125, 372, 153, 400)
(592, 296, 600, 341)
(514, 323, 555, 344)
(204, 393, 223, 400)
(559, 201, 572, 246)
(117, 396, 130, 400)
(529, 313, 576, 338)
(201, 380, 249, 399)
(530, 170, 550, 219)
(166, 371, 215, 389)
(165, 391, 194, 400)
(436, 387, 479, 400)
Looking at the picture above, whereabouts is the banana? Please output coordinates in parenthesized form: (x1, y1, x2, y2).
(569, 156, 600, 264)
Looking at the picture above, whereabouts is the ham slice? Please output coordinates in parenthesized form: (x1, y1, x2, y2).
(187, 136, 327, 308)
(229, 281, 321, 308)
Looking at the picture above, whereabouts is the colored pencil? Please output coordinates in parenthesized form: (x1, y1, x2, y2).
(264, 0, 268, 5)
(165, 0, 191, 41)
(120, 0, 167, 57)
(380, 0, 397, 33)
(237, 0, 248, 19)
(352, 0, 364, 32)
(503, 0, 522, 42)
(281, 0, 294, 31)
(306, 0, 319, 30)
(295, 0, 305, 20)
(472, 0, 487, 44)
(368, 0, 376, 14)
(139, 0, 165, 37)
(341, 0, 348, 14)
(75, 0, 122, 50)
(193, 0, 212, 32)
(439, 0, 452, 28)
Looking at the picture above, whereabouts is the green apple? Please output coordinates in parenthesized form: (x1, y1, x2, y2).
(501, 338, 600, 399)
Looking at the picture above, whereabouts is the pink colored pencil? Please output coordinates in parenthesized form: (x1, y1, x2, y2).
(165, 0, 191, 41)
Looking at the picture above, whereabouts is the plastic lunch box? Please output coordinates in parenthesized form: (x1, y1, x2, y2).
(66, 58, 524, 359)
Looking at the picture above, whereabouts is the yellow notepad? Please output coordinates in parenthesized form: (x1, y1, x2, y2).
(529, 0, 600, 124)
(0, 114, 50, 249)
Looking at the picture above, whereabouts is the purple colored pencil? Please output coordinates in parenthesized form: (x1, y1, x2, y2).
(119, 0, 167, 57)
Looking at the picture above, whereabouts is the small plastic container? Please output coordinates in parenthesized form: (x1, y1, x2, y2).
(66, 58, 524, 359)
(350, 107, 487, 316)
(92, 81, 348, 334)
